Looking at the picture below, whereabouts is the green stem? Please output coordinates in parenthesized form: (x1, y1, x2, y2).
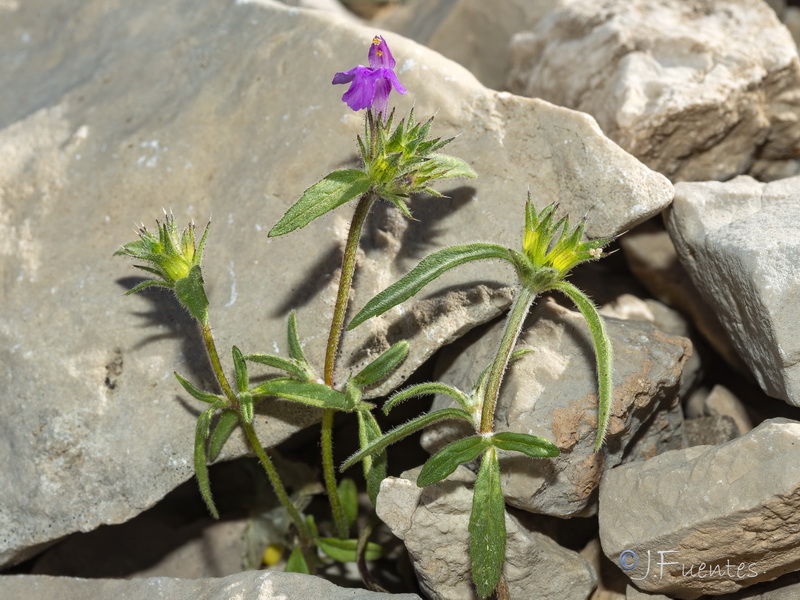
(479, 285, 537, 434)
(322, 191, 377, 539)
(324, 192, 377, 385)
(201, 322, 238, 408)
(242, 421, 315, 569)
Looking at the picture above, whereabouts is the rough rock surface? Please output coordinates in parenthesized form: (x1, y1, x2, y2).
(666, 176, 800, 406)
(373, 0, 559, 90)
(423, 297, 691, 517)
(685, 384, 753, 435)
(376, 467, 597, 600)
(0, 572, 420, 600)
(0, 0, 673, 567)
(599, 419, 800, 599)
(507, 0, 800, 182)
(683, 415, 740, 447)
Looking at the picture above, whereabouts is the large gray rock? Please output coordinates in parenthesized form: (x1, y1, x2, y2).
(373, 0, 559, 90)
(424, 297, 691, 517)
(599, 419, 800, 599)
(507, 0, 800, 182)
(0, 572, 420, 600)
(376, 467, 597, 600)
(666, 175, 800, 405)
(0, 0, 672, 568)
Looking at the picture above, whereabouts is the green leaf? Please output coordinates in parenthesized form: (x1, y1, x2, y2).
(469, 448, 506, 598)
(357, 410, 387, 506)
(244, 353, 309, 381)
(269, 169, 371, 236)
(491, 431, 560, 459)
(285, 545, 310, 574)
(347, 243, 514, 330)
(231, 346, 248, 393)
(338, 478, 359, 530)
(124, 279, 173, 296)
(427, 153, 477, 179)
(353, 341, 409, 387)
(318, 537, 383, 563)
(174, 371, 223, 404)
(251, 379, 350, 411)
(194, 407, 219, 519)
(550, 281, 613, 452)
(173, 264, 209, 323)
(417, 436, 490, 487)
(208, 408, 239, 461)
(240, 391, 254, 424)
(383, 381, 471, 415)
(341, 407, 474, 472)
(286, 311, 307, 363)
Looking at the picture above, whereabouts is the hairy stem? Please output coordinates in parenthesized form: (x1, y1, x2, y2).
(479, 285, 537, 434)
(322, 191, 377, 539)
(201, 322, 238, 408)
(242, 421, 315, 570)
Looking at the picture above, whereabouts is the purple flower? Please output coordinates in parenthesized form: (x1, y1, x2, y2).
(332, 35, 407, 116)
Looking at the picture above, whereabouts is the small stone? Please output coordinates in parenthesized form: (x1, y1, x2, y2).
(683, 415, 740, 447)
(507, 0, 800, 182)
(376, 467, 597, 600)
(685, 385, 753, 435)
(599, 419, 800, 599)
(666, 175, 800, 406)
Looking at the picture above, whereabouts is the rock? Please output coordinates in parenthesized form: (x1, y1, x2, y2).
(620, 219, 753, 376)
(0, 572, 420, 600)
(424, 296, 691, 517)
(715, 571, 800, 598)
(599, 419, 800, 599)
(580, 538, 628, 600)
(507, 0, 800, 182)
(683, 415, 740, 447)
(666, 175, 800, 406)
(373, 0, 559, 90)
(375, 467, 597, 600)
(0, 0, 672, 568)
(685, 384, 753, 435)
(625, 586, 674, 600)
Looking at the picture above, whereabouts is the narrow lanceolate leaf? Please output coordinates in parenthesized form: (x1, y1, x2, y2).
(318, 537, 383, 563)
(469, 448, 506, 599)
(427, 153, 477, 180)
(269, 169, 372, 236)
(286, 311, 307, 363)
(491, 431, 560, 459)
(357, 410, 387, 505)
(353, 341, 409, 387)
(195, 406, 220, 519)
(240, 391, 254, 424)
(208, 408, 240, 461)
(231, 346, 248, 393)
(341, 407, 474, 472)
(550, 281, 613, 452)
(338, 478, 359, 529)
(417, 436, 490, 487)
(348, 243, 514, 330)
(285, 545, 310, 574)
(175, 371, 223, 404)
(251, 378, 350, 411)
(244, 353, 309, 381)
(383, 382, 471, 415)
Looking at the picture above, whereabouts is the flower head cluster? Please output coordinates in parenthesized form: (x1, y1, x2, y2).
(115, 213, 211, 322)
(332, 35, 407, 117)
(516, 197, 610, 288)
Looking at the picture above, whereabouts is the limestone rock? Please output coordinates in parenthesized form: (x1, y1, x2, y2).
(373, 0, 560, 90)
(424, 297, 691, 517)
(507, 0, 800, 182)
(0, 0, 672, 568)
(599, 419, 800, 599)
(685, 384, 753, 435)
(666, 176, 800, 405)
(376, 467, 597, 600)
(683, 415, 740, 447)
(0, 572, 420, 600)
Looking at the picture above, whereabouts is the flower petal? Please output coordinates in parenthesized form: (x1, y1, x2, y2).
(368, 35, 396, 70)
(383, 69, 407, 96)
(332, 67, 360, 85)
(371, 77, 391, 117)
(341, 69, 379, 111)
